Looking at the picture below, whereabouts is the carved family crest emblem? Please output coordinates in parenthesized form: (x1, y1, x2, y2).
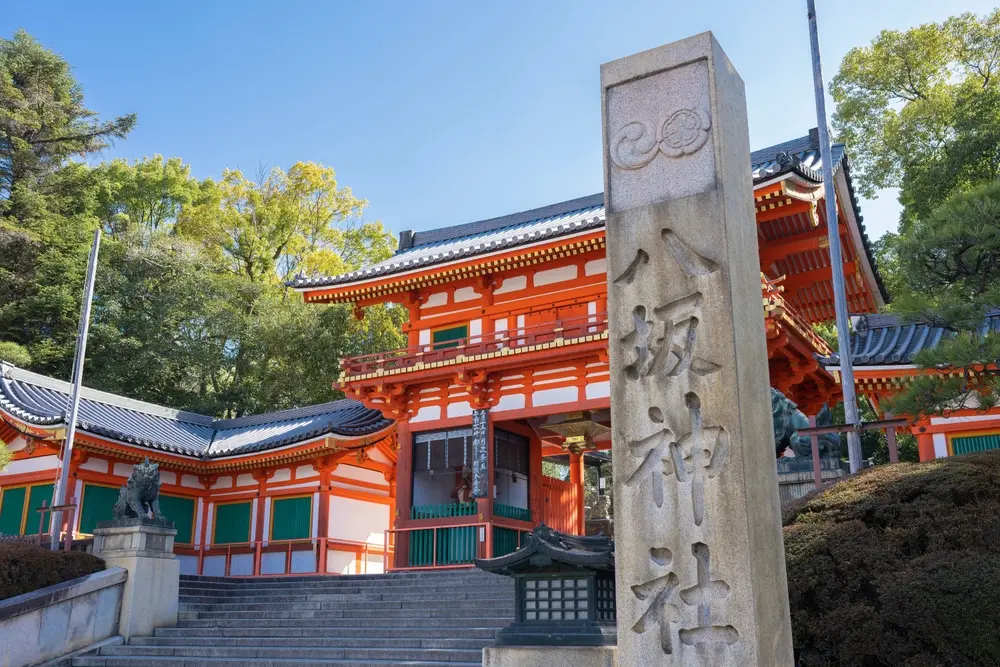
(610, 108, 711, 170)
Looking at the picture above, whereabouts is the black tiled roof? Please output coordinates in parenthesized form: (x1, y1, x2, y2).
(290, 130, 887, 304)
(820, 311, 1000, 366)
(0, 363, 392, 458)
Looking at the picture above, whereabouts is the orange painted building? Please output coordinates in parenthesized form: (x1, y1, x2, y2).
(0, 363, 397, 576)
(291, 130, 888, 568)
(822, 311, 1000, 462)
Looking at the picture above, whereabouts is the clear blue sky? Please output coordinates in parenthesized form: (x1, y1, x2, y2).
(4, 1, 996, 242)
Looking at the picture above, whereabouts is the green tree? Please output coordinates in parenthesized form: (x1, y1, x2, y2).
(0, 341, 30, 366)
(832, 10, 1000, 225)
(0, 441, 11, 472)
(885, 181, 1000, 418)
(0, 29, 134, 222)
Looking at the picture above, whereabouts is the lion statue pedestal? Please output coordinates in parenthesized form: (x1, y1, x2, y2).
(92, 458, 178, 641)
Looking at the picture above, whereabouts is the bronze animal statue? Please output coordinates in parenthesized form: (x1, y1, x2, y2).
(771, 388, 840, 459)
(112, 457, 164, 520)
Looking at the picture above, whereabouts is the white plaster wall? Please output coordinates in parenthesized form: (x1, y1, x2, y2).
(365, 554, 385, 575)
(533, 265, 578, 286)
(5, 436, 26, 452)
(194, 498, 204, 546)
(205, 504, 214, 544)
(312, 493, 320, 538)
(586, 381, 611, 399)
(454, 287, 478, 303)
(212, 476, 233, 490)
(368, 448, 391, 465)
(272, 468, 292, 483)
(469, 319, 482, 341)
(112, 462, 133, 478)
(495, 394, 526, 412)
(930, 414, 1000, 425)
(933, 433, 948, 458)
(448, 401, 473, 418)
(261, 498, 271, 546)
(79, 458, 109, 474)
(3, 455, 59, 475)
(532, 386, 579, 407)
(494, 318, 508, 333)
(419, 329, 431, 346)
(250, 499, 258, 543)
(495, 276, 527, 294)
(236, 473, 255, 487)
(159, 471, 177, 485)
(412, 405, 442, 423)
(326, 550, 356, 575)
(337, 465, 386, 486)
(295, 465, 318, 479)
(328, 495, 389, 545)
(585, 257, 607, 276)
(181, 475, 202, 489)
(423, 292, 448, 308)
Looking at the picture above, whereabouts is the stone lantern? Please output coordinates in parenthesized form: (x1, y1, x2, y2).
(475, 524, 616, 648)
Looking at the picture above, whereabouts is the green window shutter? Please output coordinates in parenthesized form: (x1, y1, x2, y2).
(432, 325, 468, 350)
(953, 433, 1000, 456)
(0, 486, 27, 535)
(213, 502, 251, 545)
(159, 494, 196, 544)
(79, 485, 119, 534)
(25, 484, 54, 536)
(271, 496, 312, 540)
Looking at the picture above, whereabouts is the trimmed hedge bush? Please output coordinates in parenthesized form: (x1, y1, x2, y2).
(784, 451, 1000, 666)
(0, 541, 105, 600)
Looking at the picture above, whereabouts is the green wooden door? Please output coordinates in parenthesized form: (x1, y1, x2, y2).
(159, 494, 196, 544)
(271, 496, 311, 540)
(432, 325, 468, 350)
(79, 484, 119, 534)
(213, 502, 251, 544)
(953, 433, 1000, 455)
(25, 484, 54, 535)
(0, 486, 26, 535)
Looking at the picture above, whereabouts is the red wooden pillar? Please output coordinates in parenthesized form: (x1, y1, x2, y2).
(528, 433, 543, 525)
(916, 429, 935, 462)
(569, 452, 585, 535)
(314, 459, 336, 574)
(251, 469, 274, 575)
(394, 421, 413, 569)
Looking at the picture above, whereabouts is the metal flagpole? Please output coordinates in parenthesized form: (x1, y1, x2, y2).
(806, 0, 863, 473)
(49, 227, 102, 549)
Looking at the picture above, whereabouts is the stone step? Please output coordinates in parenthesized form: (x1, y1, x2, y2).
(130, 636, 490, 650)
(178, 598, 510, 612)
(97, 645, 483, 662)
(74, 657, 480, 667)
(178, 591, 513, 605)
(180, 585, 514, 602)
(178, 572, 499, 586)
(174, 617, 508, 629)
(154, 626, 498, 640)
(176, 582, 509, 595)
(179, 608, 513, 621)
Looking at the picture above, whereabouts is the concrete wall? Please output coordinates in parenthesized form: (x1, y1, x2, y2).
(0, 567, 126, 667)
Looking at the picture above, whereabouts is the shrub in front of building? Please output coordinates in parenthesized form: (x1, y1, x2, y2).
(0, 541, 105, 600)
(784, 451, 1000, 666)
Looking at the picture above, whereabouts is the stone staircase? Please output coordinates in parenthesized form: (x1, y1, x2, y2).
(73, 569, 515, 666)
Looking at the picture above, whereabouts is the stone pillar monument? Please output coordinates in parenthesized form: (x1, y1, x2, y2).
(601, 33, 795, 666)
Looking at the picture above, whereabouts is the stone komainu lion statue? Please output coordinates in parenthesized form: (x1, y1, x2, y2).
(770, 388, 841, 459)
(112, 457, 163, 520)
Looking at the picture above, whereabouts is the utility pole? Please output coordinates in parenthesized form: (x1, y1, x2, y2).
(50, 227, 101, 549)
(806, 0, 863, 473)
